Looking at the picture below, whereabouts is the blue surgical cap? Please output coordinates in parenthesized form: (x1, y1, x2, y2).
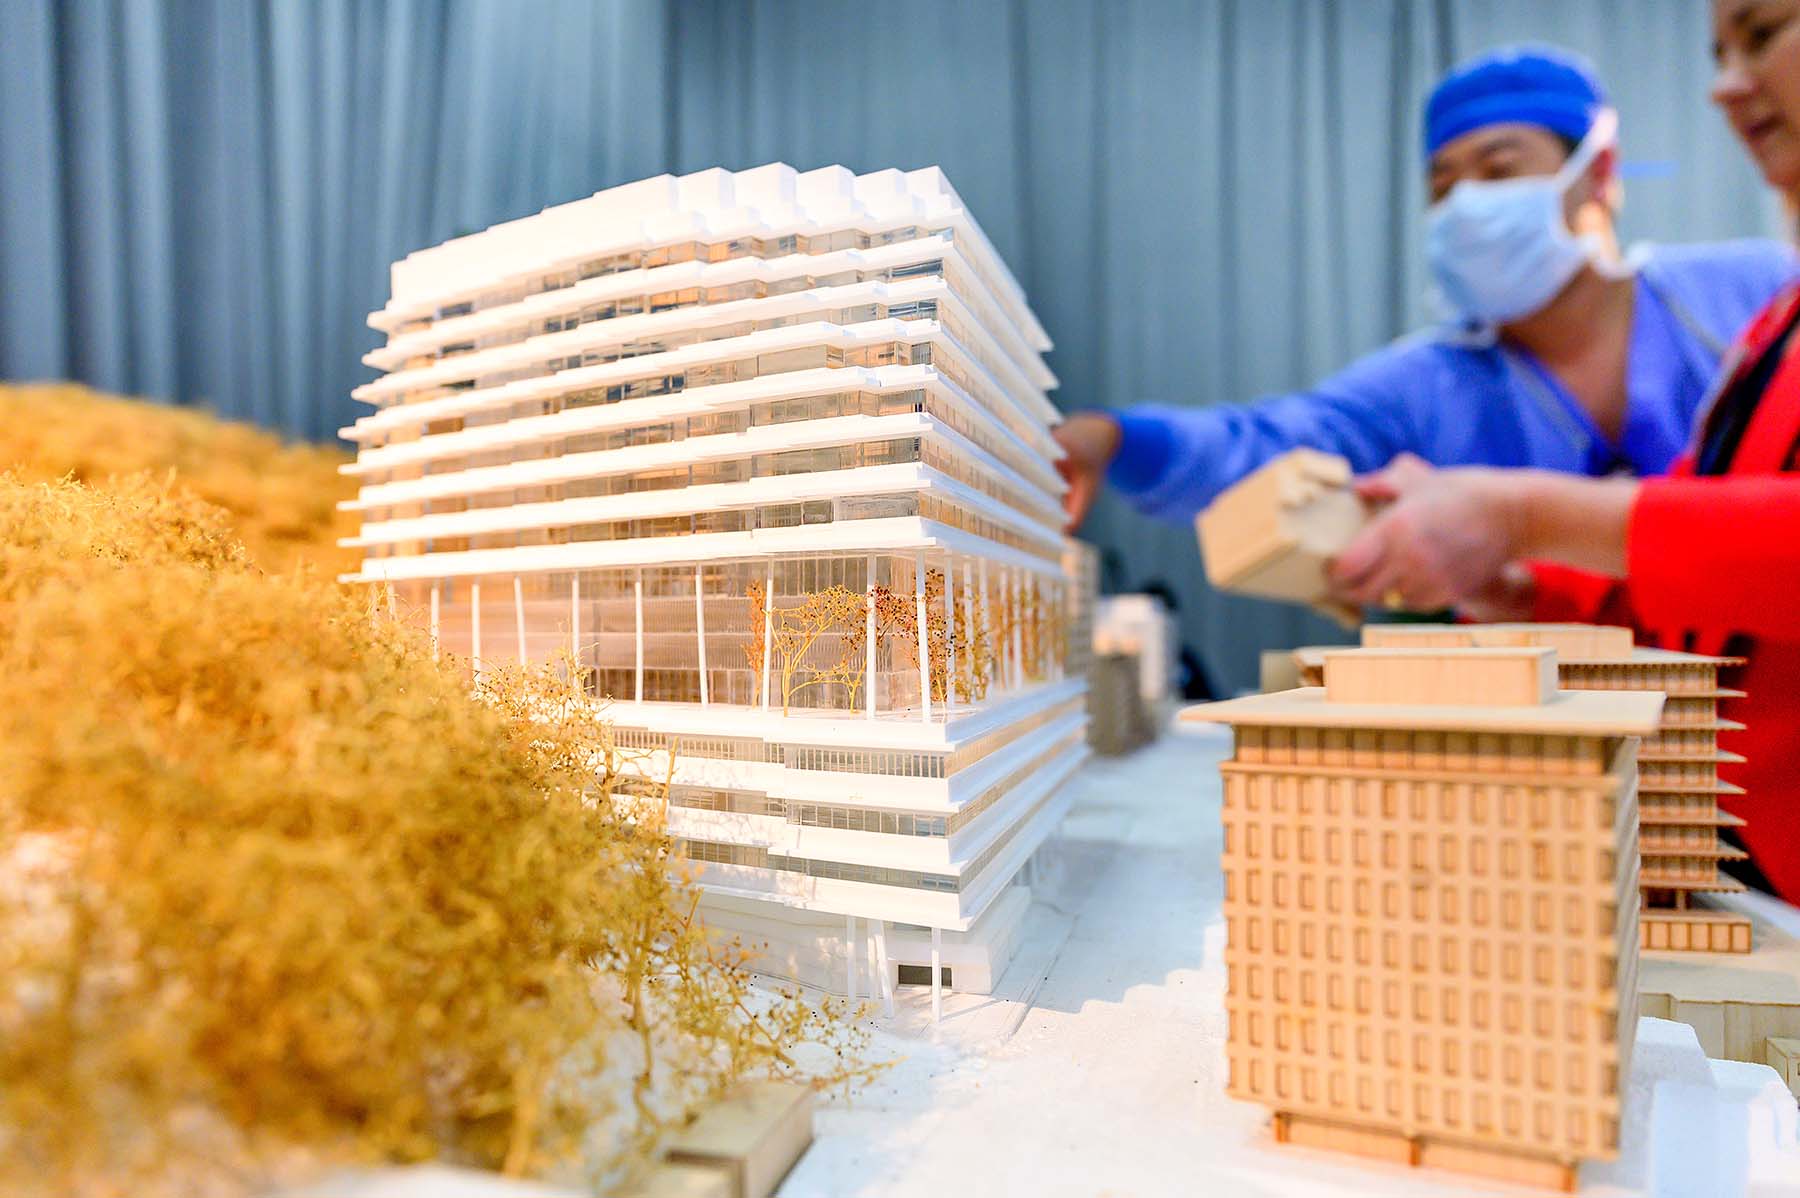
(1424, 44, 1607, 159)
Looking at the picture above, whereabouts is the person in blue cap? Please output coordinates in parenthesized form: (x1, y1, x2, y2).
(1055, 44, 1800, 534)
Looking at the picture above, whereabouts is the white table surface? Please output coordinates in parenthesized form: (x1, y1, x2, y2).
(779, 724, 1690, 1198)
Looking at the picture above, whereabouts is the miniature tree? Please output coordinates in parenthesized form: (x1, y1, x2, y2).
(989, 574, 1019, 687)
(1019, 579, 1048, 682)
(769, 585, 867, 714)
(955, 584, 993, 703)
(1045, 594, 1069, 676)
(743, 579, 768, 698)
(874, 569, 953, 703)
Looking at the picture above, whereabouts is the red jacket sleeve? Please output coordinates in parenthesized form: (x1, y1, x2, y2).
(1624, 476, 1800, 639)
(1528, 561, 1638, 627)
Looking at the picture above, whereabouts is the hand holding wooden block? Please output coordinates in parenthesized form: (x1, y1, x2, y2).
(1195, 449, 1367, 620)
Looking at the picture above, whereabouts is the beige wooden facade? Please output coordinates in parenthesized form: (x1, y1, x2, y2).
(1186, 647, 1663, 1190)
(1359, 624, 1752, 953)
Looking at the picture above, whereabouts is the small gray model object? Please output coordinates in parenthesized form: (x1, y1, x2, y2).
(1086, 651, 1157, 757)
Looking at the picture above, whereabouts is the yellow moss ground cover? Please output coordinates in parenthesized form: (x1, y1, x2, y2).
(0, 383, 357, 575)
(0, 472, 870, 1197)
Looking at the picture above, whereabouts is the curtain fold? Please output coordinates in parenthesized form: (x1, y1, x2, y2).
(0, 0, 1775, 689)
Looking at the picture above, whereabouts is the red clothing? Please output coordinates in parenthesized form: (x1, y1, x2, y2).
(1532, 283, 1800, 901)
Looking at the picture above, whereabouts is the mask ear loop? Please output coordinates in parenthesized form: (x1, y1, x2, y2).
(1553, 107, 1620, 191)
(1557, 108, 1631, 275)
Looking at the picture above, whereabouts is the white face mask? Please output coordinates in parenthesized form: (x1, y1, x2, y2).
(1425, 109, 1618, 326)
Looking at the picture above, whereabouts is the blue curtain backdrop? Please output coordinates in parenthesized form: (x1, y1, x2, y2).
(0, 0, 1778, 689)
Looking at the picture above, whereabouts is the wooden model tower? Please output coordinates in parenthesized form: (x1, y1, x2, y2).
(1359, 625, 1752, 954)
(1185, 647, 1664, 1191)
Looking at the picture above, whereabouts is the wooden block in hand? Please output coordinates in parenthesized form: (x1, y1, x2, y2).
(1196, 449, 1367, 609)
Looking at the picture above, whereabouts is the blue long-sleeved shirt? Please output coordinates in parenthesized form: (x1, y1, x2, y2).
(1108, 240, 1800, 523)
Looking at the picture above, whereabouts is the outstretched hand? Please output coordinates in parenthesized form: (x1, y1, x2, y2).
(1053, 412, 1123, 533)
(1350, 451, 1434, 505)
(1328, 461, 1527, 613)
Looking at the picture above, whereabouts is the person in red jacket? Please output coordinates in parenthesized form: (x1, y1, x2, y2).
(1328, 0, 1800, 900)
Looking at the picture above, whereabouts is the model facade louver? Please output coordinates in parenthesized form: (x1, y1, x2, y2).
(343, 163, 1091, 1003)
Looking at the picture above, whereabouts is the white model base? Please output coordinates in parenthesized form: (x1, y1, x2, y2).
(277, 1165, 583, 1197)
(1591, 1016, 1800, 1196)
(703, 878, 1036, 997)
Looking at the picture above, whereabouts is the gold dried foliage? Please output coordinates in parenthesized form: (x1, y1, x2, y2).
(752, 567, 1023, 715)
(854, 581, 922, 708)
(768, 584, 868, 713)
(0, 382, 357, 575)
(1020, 580, 1049, 683)
(0, 473, 875, 1197)
(877, 572, 954, 703)
(955, 585, 993, 704)
(743, 580, 769, 696)
(1046, 592, 1070, 674)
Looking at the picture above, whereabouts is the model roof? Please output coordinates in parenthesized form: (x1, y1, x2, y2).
(1293, 641, 1743, 670)
(1182, 685, 1664, 735)
(375, 163, 1050, 351)
(1355, 622, 1744, 667)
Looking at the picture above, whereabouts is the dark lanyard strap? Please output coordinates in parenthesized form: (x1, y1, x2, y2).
(1696, 300, 1800, 475)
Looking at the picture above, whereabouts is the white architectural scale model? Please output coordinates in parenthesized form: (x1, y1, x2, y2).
(340, 164, 1092, 1016)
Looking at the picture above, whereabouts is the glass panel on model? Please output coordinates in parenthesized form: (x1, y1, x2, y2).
(382, 257, 1031, 444)
(404, 284, 943, 370)
(357, 443, 1060, 567)
(671, 772, 1067, 895)
(387, 553, 1071, 718)
(593, 701, 1082, 786)
(363, 273, 1051, 474)
(360, 494, 1057, 569)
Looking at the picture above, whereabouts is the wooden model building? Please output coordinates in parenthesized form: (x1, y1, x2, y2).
(1195, 448, 1366, 618)
(1184, 646, 1664, 1191)
(340, 164, 1092, 1010)
(1637, 914, 1800, 1100)
(1357, 624, 1753, 954)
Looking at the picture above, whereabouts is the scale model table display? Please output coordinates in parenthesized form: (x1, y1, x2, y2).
(327, 171, 1800, 1198)
(340, 163, 1092, 1011)
(776, 726, 1800, 1198)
